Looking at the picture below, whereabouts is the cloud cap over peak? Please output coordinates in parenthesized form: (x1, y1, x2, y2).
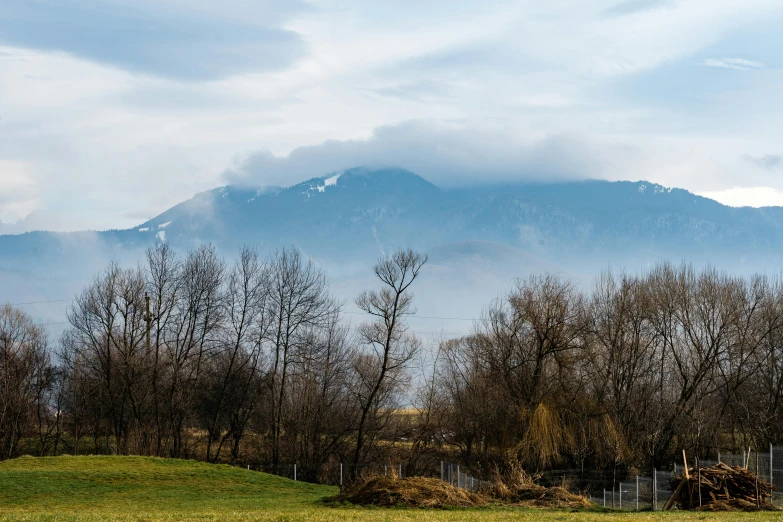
(224, 121, 638, 189)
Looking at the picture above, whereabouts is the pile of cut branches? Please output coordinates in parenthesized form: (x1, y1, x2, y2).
(665, 461, 775, 511)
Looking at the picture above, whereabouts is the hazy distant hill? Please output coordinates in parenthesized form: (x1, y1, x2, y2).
(3, 167, 783, 320)
(113, 167, 783, 268)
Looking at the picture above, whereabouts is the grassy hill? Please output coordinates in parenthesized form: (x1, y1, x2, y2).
(0, 455, 332, 521)
(0, 455, 776, 521)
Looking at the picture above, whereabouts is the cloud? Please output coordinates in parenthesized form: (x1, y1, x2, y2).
(743, 154, 783, 170)
(0, 210, 54, 234)
(0, 161, 39, 223)
(602, 0, 675, 17)
(703, 58, 765, 71)
(0, 0, 308, 80)
(699, 186, 783, 208)
(4, 0, 783, 231)
(224, 120, 639, 188)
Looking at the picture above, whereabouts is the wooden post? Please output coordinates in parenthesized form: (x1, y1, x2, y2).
(663, 479, 687, 510)
(757, 449, 761, 509)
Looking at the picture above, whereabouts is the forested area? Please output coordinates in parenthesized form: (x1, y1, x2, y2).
(3, 243, 783, 483)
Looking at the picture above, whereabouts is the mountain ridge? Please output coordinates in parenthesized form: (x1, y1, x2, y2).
(3, 167, 783, 279)
(5, 167, 783, 325)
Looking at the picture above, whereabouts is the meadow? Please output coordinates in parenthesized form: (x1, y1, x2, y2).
(0, 456, 780, 522)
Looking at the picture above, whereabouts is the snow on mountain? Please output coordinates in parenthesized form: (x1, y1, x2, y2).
(3, 167, 783, 299)
(324, 173, 341, 187)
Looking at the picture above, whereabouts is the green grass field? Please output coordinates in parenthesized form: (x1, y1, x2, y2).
(0, 455, 781, 521)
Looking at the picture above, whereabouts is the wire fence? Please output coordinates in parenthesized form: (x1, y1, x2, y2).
(440, 462, 488, 490)
(248, 445, 783, 510)
(584, 471, 674, 510)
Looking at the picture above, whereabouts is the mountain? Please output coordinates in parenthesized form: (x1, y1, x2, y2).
(111, 167, 783, 267)
(3, 167, 783, 324)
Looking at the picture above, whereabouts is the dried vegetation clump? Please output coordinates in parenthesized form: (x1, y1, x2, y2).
(332, 475, 485, 508)
(694, 499, 778, 512)
(478, 465, 593, 509)
(333, 466, 592, 510)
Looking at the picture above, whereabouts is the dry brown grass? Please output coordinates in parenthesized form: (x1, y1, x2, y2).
(695, 499, 779, 512)
(479, 462, 592, 509)
(333, 465, 591, 510)
(333, 475, 486, 508)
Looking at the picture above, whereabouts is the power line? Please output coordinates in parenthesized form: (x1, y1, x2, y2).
(6, 299, 475, 336)
(5, 299, 481, 323)
(342, 310, 475, 321)
(32, 320, 467, 337)
(3, 299, 73, 306)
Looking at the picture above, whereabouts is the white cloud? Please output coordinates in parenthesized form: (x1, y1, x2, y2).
(1, 0, 783, 232)
(699, 187, 783, 208)
(703, 58, 765, 71)
(224, 120, 645, 188)
(0, 160, 39, 223)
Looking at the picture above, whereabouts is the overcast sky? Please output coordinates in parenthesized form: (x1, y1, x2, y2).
(2, 0, 783, 232)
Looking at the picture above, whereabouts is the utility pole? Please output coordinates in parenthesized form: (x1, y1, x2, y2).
(144, 293, 151, 359)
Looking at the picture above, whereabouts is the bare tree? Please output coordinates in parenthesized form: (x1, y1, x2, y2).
(350, 248, 426, 480)
(203, 247, 270, 461)
(62, 262, 149, 454)
(144, 242, 183, 455)
(0, 305, 52, 460)
(265, 248, 338, 472)
(587, 270, 659, 468)
(285, 312, 355, 481)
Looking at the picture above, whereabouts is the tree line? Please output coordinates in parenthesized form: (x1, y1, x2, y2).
(3, 244, 783, 484)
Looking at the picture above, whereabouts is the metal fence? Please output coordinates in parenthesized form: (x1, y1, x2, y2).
(440, 462, 487, 490)
(257, 445, 783, 510)
(585, 471, 675, 510)
(442, 444, 783, 510)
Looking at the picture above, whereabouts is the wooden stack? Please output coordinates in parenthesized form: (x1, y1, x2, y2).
(664, 461, 775, 511)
